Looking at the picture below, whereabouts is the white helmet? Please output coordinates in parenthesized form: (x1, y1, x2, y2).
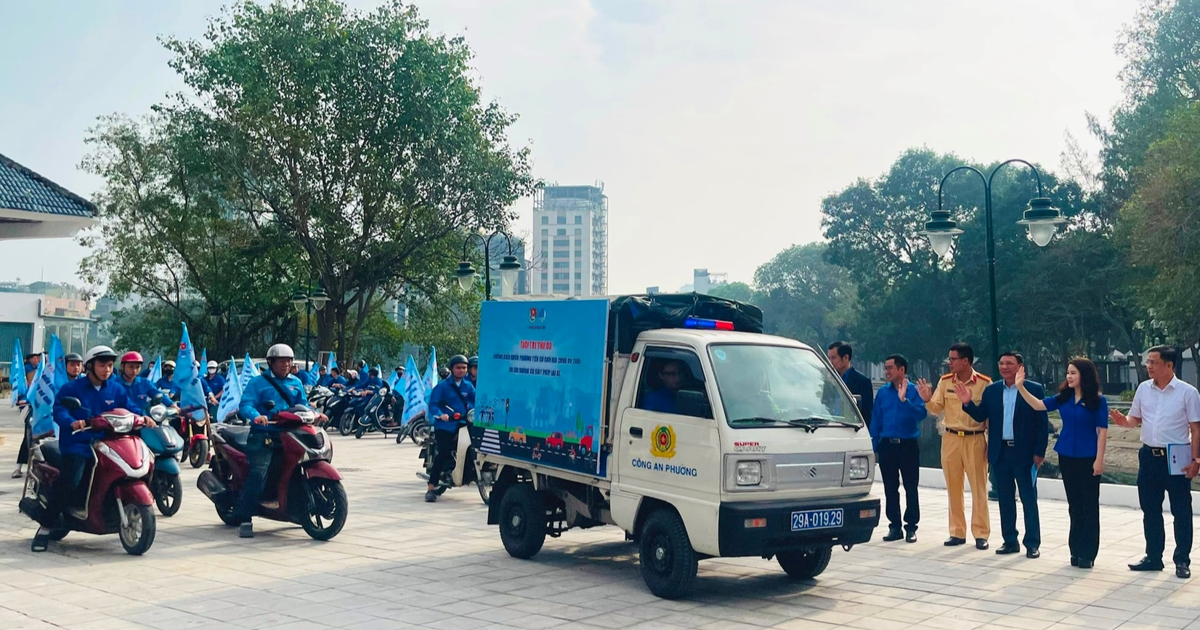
(164, 360, 176, 368)
(266, 343, 295, 360)
(206, 360, 218, 369)
(347, 369, 358, 380)
(83, 345, 119, 366)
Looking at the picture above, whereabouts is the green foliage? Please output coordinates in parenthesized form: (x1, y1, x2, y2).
(401, 285, 482, 359)
(752, 243, 857, 348)
(706, 281, 757, 304)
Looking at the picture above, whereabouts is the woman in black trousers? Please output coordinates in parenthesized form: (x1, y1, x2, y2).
(1016, 359, 1108, 569)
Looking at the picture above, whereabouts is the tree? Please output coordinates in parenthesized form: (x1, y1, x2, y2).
(1120, 102, 1200, 383)
(752, 244, 858, 349)
(707, 281, 757, 304)
(80, 113, 300, 358)
(146, 0, 533, 362)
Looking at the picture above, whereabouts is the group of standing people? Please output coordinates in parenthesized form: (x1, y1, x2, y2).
(827, 341, 1199, 578)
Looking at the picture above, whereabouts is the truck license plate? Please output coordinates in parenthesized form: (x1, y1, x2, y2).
(790, 508, 843, 531)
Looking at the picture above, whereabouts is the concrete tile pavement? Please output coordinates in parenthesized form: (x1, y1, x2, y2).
(1, 407, 1198, 629)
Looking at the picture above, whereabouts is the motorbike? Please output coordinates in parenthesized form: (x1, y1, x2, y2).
(141, 404, 185, 517)
(18, 399, 158, 555)
(394, 414, 430, 445)
(416, 409, 493, 505)
(197, 403, 348, 541)
(307, 385, 334, 414)
(174, 405, 212, 468)
(353, 388, 404, 439)
(325, 389, 355, 436)
(336, 388, 376, 437)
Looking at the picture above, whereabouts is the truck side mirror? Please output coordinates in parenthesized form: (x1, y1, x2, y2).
(676, 390, 712, 419)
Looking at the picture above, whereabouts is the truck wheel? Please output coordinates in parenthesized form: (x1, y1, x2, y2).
(777, 547, 832, 580)
(498, 484, 545, 559)
(638, 510, 697, 599)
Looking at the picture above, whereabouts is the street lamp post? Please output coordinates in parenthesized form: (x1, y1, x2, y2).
(917, 159, 1067, 374)
(290, 284, 330, 369)
(455, 231, 522, 300)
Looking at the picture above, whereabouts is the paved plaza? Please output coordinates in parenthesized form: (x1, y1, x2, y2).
(0, 408, 1198, 630)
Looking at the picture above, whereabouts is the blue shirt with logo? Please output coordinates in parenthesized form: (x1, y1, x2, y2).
(238, 373, 309, 432)
(429, 378, 475, 432)
(53, 376, 136, 456)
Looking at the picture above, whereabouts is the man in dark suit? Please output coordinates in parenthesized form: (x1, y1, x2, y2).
(828, 341, 874, 432)
(959, 351, 1049, 558)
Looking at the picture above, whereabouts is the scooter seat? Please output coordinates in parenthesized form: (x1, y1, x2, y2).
(215, 425, 251, 449)
(39, 440, 62, 469)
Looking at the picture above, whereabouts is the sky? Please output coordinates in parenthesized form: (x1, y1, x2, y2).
(0, 0, 1137, 293)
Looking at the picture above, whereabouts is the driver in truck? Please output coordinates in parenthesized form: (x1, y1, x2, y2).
(642, 360, 686, 414)
(425, 354, 474, 503)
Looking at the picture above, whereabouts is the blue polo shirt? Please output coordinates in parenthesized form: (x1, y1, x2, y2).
(118, 375, 168, 414)
(53, 376, 135, 457)
(428, 378, 475, 432)
(238, 373, 309, 432)
(1045, 394, 1108, 459)
(870, 381, 927, 451)
(204, 373, 226, 397)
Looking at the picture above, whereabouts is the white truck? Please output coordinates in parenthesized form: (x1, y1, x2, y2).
(472, 294, 880, 599)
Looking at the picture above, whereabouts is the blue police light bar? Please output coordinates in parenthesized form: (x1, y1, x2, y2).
(684, 316, 735, 331)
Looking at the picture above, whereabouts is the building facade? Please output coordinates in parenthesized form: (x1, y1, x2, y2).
(532, 184, 608, 296)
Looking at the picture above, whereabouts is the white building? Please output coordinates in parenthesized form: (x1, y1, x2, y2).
(692, 269, 727, 295)
(532, 183, 608, 296)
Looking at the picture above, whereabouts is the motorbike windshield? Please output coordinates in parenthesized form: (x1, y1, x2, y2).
(708, 344, 864, 429)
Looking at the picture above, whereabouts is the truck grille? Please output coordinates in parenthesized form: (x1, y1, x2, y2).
(774, 452, 845, 490)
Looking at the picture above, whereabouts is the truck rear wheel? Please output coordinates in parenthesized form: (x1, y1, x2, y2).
(638, 509, 697, 599)
(777, 546, 832, 580)
(498, 484, 545, 559)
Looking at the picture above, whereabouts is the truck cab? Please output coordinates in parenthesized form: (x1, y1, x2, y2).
(475, 294, 880, 599)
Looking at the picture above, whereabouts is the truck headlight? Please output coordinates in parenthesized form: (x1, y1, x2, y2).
(736, 461, 763, 486)
(848, 456, 869, 480)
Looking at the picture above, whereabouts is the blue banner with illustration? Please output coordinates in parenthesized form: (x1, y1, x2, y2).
(474, 299, 609, 476)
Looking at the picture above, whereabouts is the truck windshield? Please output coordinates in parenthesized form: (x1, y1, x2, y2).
(709, 344, 864, 430)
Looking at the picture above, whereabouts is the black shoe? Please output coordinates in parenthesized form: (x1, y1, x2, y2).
(1077, 559, 1094, 569)
(238, 522, 254, 538)
(905, 531, 917, 544)
(995, 543, 1020, 555)
(1128, 557, 1164, 572)
(882, 528, 903, 542)
(943, 537, 966, 546)
(1177, 564, 1191, 579)
(1026, 548, 1040, 559)
(975, 538, 989, 550)
(1071, 556, 1078, 567)
(424, 490, 438, 503)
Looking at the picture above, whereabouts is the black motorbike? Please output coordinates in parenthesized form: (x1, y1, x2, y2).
(353, 388, 405, 439)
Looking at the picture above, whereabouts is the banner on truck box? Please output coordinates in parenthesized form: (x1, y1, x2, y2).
(475, 299, 609, 476)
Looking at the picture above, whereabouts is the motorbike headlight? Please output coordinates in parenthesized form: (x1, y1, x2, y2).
(149, 405, 167, 422)
(848, 456, 870, 480)
(104, 413, 135, 434)
(736, 461, 763, 486)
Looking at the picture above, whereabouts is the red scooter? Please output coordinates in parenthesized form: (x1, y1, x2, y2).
(18, 399, 158, 555)
(197, 403, 347, 540)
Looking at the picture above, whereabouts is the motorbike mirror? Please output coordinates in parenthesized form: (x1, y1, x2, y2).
(264, 400, 276, 411)
(60, 397, 82, 411)
(150, 392, 167, 406)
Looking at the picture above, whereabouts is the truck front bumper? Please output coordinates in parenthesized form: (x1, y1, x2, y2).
(717, 495, 880, 557)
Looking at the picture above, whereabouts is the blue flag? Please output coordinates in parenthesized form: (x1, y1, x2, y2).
(29, 359, 58, 438)
(307, 357, 320, 384)
(200, 348, 208, 372)
(422, 347, 438, 405)
(10, 339, 25, 406)
(245, 353, 261, 377)
(173, 323, 208, 420)
(148, 356, 162, 384)
(215, 355, 242, 423)
(328, 352, 338, 372)
(49, 335, 68, 390)
(386, 369, 400, 393)
(239, 355, 257, 393)
(402, 355, 427, 424)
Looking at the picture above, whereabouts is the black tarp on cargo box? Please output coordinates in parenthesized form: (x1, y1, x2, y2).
(607, 293, 763, 354)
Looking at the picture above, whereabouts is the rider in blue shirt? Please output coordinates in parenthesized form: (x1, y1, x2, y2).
(234, 344, 324, 539)
(156, 361, 181, 401)
(425, 355, 475, 503)
(33, 346, 150, 551)
(116, 352, 173, 414)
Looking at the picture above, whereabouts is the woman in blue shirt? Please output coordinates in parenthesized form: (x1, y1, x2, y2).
(1016, 359, 1108, 569)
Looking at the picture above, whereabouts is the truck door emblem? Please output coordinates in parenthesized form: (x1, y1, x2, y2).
(650, 425, 676, 459)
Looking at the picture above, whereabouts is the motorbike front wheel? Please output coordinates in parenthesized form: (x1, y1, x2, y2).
(338, 413, 355, 436)
(153, 472, 184, 517)
(119, 503, 156, 555)
(301, 479, 348, 541)
(409, 420, 430, 444)
(189, 440, 209, 468)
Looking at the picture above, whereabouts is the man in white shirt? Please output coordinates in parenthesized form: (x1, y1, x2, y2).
(1111, 346, 1200, 579)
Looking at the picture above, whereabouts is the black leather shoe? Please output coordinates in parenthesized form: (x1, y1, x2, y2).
(1177, 564, 1191, 579)
(975, 538, 989, 550)
(1128, 557, 1164, 572)
(1077, 559, 1094, 569)
(1071, 556, 1079, 567)
(905, 531, 918, 544)
(944, 537, 966, 546)
(882, 528, 903, 542)
(1026, 548, 1040, 559)
(995, 543, 1020, 555)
